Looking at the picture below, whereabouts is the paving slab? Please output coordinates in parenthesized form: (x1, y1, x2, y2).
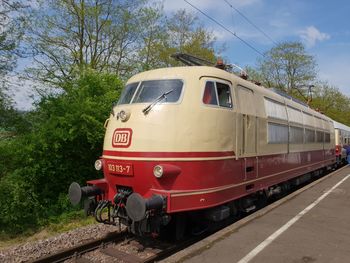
(162, 165, 350, 263)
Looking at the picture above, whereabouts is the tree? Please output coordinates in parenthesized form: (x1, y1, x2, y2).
(0, 0, 23, 76)
(256, 41, 317, 97)
(136, 3, 168, 71)
(0, 0, 26, 130)
(0, 70, 123, 233)
(164, 9, 217, 66)
(310, 82, 350, 126)
(26, 0, 148, 84)
(26, 2, 218, 85)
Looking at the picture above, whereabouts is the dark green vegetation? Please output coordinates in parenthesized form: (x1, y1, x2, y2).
(0, 71, 122, 234)
(0, 0, 349, 238)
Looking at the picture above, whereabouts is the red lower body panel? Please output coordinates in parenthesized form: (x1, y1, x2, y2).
(98, 149, 335, 213)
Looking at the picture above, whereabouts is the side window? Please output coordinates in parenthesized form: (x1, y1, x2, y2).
(316, 131, 324, 143)
(325, 133, 330, 143)
(289, 126, 303, 144)
(202, 81, 232, 108)
(217, 82, 232, 108)
(268, 122, 288, 144)
(305, 129, 315, 143)
(203, 81, 217, 105)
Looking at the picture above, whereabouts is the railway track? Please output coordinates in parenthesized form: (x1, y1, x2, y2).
(31, 231, 128, 263)
(30, 228, 210, 263)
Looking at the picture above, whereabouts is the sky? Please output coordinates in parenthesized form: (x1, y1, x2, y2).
(163, 0, 350, 95)
(10, 0, 350, 110)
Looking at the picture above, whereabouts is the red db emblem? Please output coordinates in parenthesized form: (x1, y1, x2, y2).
(112, 128, 132, 148)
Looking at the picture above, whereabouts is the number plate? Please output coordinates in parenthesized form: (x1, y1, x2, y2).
(107, 161, 133, 176)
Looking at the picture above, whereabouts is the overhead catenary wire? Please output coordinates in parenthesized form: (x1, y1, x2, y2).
(183, 0, 265, 57)
(223, 0, 278, 45)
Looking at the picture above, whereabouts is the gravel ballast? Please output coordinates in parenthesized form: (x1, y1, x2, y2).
(0, 224, 118, 263)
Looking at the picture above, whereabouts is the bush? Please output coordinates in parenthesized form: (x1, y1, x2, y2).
(0, 70, 122, 234)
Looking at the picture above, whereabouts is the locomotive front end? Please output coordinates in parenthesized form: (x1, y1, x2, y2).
(69, 70, 188, 236)
(69, 66, 237, 237)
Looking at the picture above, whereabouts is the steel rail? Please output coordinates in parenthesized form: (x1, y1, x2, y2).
(31, 230, 128, 263)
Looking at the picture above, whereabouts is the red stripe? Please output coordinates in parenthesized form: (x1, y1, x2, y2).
(103, 150, 235, 158)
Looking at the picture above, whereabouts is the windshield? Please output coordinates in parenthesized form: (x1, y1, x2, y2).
(118, 82, 139, 105)
(133, 80, 183, 103)
(117, 79, 183, 105)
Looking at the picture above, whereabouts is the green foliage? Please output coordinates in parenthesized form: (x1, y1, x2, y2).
(26, 1, 218, 83)
(310, 83, 350, 126)
(0, 1, 27, 134)
(162, 9, 217, 67)
(257, 41, 317, 94)
(0, 96, 29, 134)
(0, 0, 26, 76)
(0, 70, 122, 234)
(0, 171, 40, 233)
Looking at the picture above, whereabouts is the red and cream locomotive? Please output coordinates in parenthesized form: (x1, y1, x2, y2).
(69, 55, 347, 237)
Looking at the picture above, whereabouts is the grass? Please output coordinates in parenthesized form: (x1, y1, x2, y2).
(0, 210, 96, 249)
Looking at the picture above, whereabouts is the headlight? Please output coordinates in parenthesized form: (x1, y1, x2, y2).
(118, 109, 130, 122)
(153, 165, 163, 178)
(94, 159, 103, 171)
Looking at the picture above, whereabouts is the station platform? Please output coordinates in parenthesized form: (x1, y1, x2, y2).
(163, 165, 350, 263)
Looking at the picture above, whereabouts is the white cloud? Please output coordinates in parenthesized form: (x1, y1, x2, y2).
(299, 26, 330, 47)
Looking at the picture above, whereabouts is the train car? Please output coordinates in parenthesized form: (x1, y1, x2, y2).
(69, 65, 337, 238)
(333, 120, 350, 164)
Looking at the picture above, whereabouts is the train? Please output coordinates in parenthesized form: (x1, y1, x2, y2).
(334, 120, 350, 165)
(68, 56, 350, 239)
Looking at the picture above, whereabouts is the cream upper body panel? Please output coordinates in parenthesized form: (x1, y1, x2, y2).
(103, 67, 237, 157)
(333, 120, 350, 146)
(102, 66, 336, 160)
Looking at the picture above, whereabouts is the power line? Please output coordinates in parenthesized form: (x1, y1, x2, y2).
(223, 0, 277, 45)
(183, 0, 265, 57)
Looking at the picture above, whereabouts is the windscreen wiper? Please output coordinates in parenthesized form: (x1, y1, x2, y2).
(142, 90, 174, 115)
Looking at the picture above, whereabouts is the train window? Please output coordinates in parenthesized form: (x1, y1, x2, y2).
(268, 123, 288, 144)
(287, 106, 303, 124)
(322, 119, 329, 129)
(325, 133, 331, 143)
(202, 81, 218, 105)
(202, 81, 232, 108)
(303, 112, 314, 127)
(305, 129, 315, 143)
(132, 79, 183, 103)
(314, 117, 323, 129)
(264, 98, 287, 120)
(118, 82, 139, 105)
(217, 83, 232, 108)
(289, 126, 303, 144)
(316, 131, 324, 143)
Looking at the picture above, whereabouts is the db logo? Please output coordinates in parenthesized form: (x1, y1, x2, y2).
(112, 128, 132, 148)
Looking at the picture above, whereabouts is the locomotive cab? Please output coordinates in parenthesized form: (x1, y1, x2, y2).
(69, 66, 238, 236)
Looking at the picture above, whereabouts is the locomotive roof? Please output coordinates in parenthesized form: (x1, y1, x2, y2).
(127, 66, 332, 123)
(333, 120, 350, 132)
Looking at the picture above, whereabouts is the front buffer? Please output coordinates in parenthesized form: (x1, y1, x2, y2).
(68, 180, 169, 236)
